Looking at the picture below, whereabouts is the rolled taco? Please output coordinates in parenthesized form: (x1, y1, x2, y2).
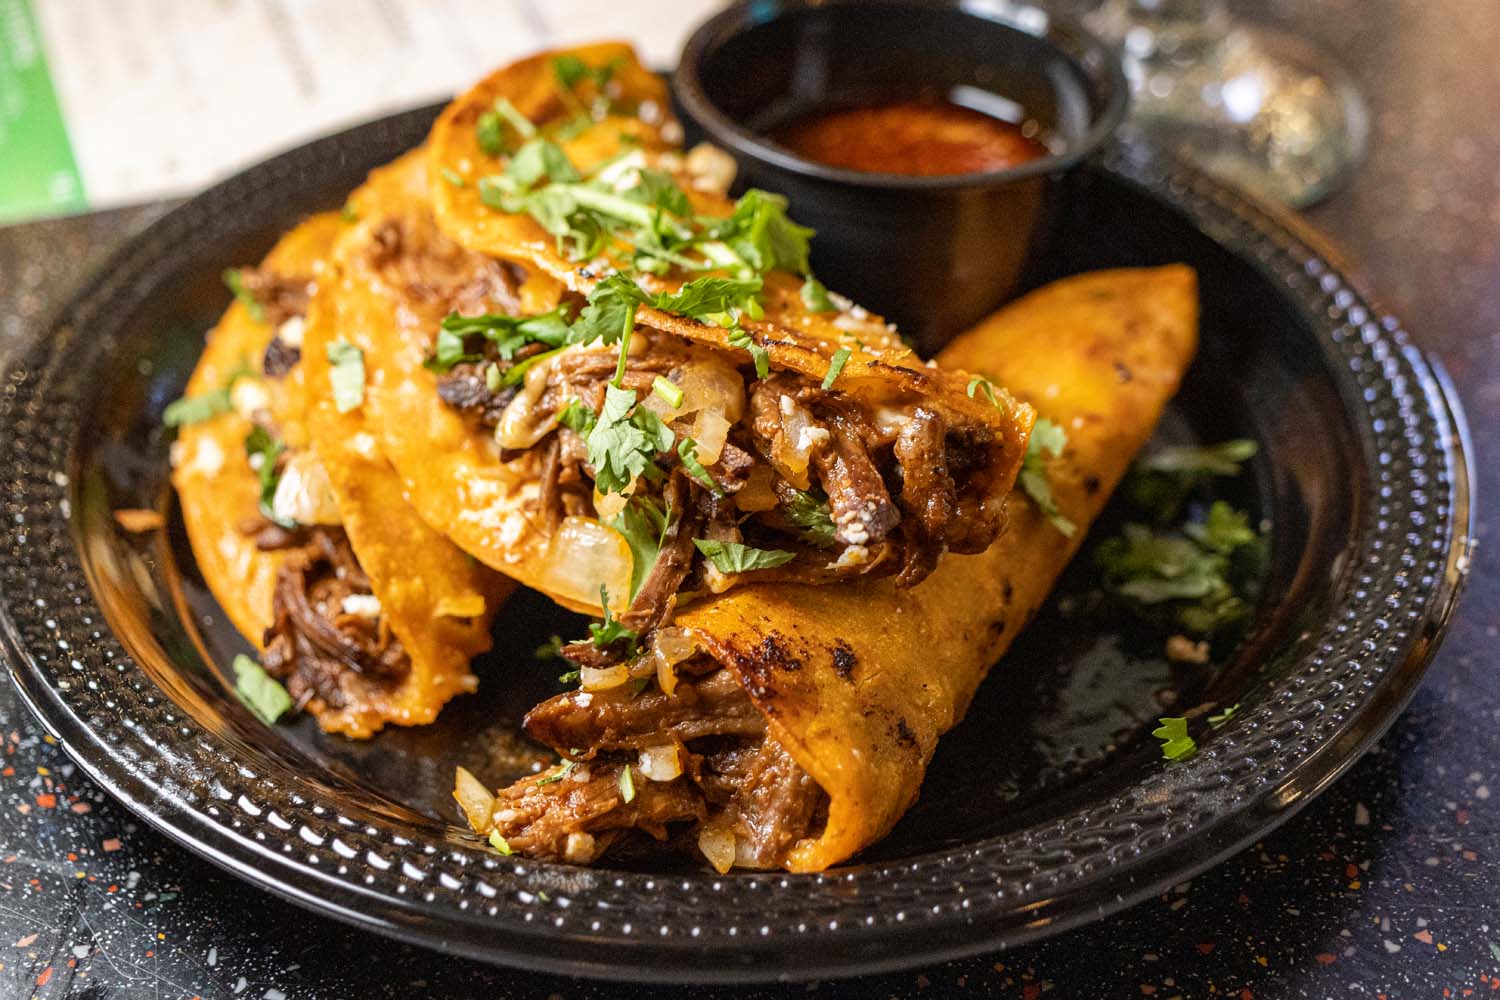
(170, 180, 509, 737)
(347, 44, 1033, 646)
(454, 265, 1200, 872)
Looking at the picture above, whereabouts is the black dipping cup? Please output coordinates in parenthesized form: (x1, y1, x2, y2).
(675, 0, 1127, 355)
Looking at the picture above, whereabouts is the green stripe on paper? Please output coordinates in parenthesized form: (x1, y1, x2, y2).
(0, 0, 86, 222)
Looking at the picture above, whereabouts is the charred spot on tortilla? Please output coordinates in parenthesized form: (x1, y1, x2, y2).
(831, 641, 857, 681)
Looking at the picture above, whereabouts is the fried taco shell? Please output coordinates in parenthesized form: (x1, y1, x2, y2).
(458, 265, 1200, 872)
(172, 185, 508, 737)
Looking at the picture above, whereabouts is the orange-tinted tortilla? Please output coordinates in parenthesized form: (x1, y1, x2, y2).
(672, 266, 1200, 870)
(427, 43, 1031, 448)
(301, 194, 510, 734)
(173, 172, 510, 737)
(170, 213, 345, 648)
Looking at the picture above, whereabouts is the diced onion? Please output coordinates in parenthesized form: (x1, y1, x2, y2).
(495, 354, 559, 450)
(452, 766, 495, 833)
(637, 744, 683, 782)
(769, 395, 819, 489)
(535, 516, 632, 611)
(649, 627, 699, 695)
(697, 824, 737, 874)
(581, 663, 630, 692)
(685, 409, 731, 465)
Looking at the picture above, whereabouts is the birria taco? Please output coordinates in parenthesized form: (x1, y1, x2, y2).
(350, 43, 1033, 670)
(453, 265, 1200, 872)
(170, 175, 509, 738)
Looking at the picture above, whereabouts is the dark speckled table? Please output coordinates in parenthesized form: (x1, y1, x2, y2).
(2, 3, 1498, 997)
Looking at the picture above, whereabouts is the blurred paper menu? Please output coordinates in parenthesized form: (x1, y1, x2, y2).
(1, 0, 709, 224)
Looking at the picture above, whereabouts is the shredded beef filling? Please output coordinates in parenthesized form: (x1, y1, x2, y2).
(257, 525, 409, 710)
(487, 665, 827, 867)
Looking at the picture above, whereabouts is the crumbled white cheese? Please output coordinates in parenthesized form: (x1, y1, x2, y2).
(564, 831, 597, 863)
(349, 432, 379, 460)
(276, 315, 306, 348)
(271, 452, 342, 526)
(230, 379, 270, 421)
(684, 142, 737, 195)
(830, 544, 871, 569)
(340, 594, 382, 620)
(575, 692, 594, 708)
(796, 424, 830, 452)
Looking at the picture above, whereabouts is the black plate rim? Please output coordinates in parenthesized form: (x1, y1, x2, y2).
(0, 106, 1474, 983)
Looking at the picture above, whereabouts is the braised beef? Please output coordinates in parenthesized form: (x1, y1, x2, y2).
(259, 527, 408, 710)
(525, 669, 765, 756)
(434, 363, 518, 425)
(237, 267, 312, 329)
(261, 336, 302, 378)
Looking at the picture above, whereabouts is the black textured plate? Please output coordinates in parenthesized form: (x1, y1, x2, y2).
(0, 105, 1472, 983)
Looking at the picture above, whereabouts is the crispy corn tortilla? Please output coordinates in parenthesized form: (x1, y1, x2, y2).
(171, 212, 346, 646)
(301, 203, 510, 736)
(173, 172, 510, 737)
(672, 266, 1200, 871)
(427, 43, 1031, 442)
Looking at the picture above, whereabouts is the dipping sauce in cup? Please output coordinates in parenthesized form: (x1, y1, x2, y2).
(773, 100, 1050, 177)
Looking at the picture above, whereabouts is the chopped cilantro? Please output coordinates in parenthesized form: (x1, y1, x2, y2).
(488, 830, 515, 855)
(162, 357, 254, 427)
(821, 347, 851, 390)
(325, 339, 365, 413)
(1208, 703, 1240, 728)
(340, 202, 359, 223)
(485, 363, 502, 392)
(966, 375, 999, 407)
(783, 490, 836, 547)
(693, 539, 796, 574)
(1096, 500, 1264, 637)
(535, 635, 566, 661)
(1019, 417, 1076, 537)
(493, 97, 536, 140)
(232, 653, 291, 724)
(704, 189, 814, 275)
(800, 276, 837, 313)
(557, 668, 581, 685)
(244, 425, 294, 529)
(727, 327, 770, 378)
(507, 138, 581, 189)
(535, 760, 577, 786)
(677, 438, 717, 492)
(558, 399, 596, 436)
(617, 765, 636, 804)
(1152, 716, 1196, 761)
(1143, 439, 1258, 476)
(611, 496, 668, 602)
(440, 167, 466, 188)
(222, 268, 266, 323)
(585, 385, 674, 495)
(588, 585, 639, 654)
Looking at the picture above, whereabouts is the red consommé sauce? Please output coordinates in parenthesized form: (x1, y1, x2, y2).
(772, 100, 1049, 177)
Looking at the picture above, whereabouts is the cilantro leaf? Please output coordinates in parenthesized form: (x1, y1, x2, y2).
(535, 635, 567, 661)
(233, 653, 292, 724)
(651, 275, 764, 322)
(1207, 703, 1240, 728)
(677, 438, 717, 491)
(571, 274, 647, 349)
(693, 539, 796, 574)
(800, 276, 837, 313)
(967, 375, 999, 407)
(822, 347, 851, 390)
(507, 138, 580, 189)
(244, 425, 294, 529)
(1019, 417, 1076, 537)
(588, 585, 639, 653)
(1151, 716, 1197, 761)
(782, 490, 836, 547)
(325, 339, 365, 413)
(707, 189, 814, 275)
(610, 496, 668, 602)
(727, 327, 770, 378)
(584, 385, 674, 494)
(162, 357, 255, 427)
(223, 268, 266, 322)
(558, 399, 596, 436)
(1143, 439, 1258, 476)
